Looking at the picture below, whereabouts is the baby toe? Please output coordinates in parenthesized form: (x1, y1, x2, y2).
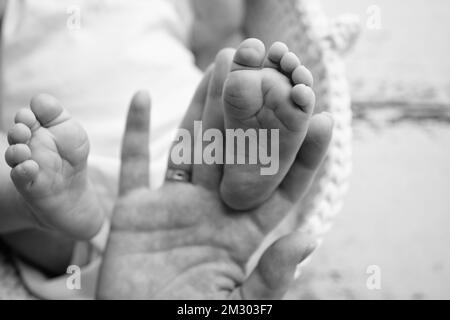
(280, 52, 301, 76)
(5, 144, 32, 167)
(292, 84, 316, 114)
(231, 38, 266, 71)
(10, 159, 39, 187)
(292, 65, 314, 87)
(7, 123, 32, 145)
(15, 108, 39, 130)
(264, 41, 289, 68)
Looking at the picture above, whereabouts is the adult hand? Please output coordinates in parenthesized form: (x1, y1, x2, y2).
(97, 53, 333, 299)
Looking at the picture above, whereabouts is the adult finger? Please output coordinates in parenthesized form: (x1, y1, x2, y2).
(232, 230, 317, 300)
(166, 65, 214, 181)
(119, 91, 151, 196)
(280, 112, 334, 202)
(192, 48, 235, 189)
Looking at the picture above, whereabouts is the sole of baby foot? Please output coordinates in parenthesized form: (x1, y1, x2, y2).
(221, 39, 316, 211)
(5, 94, 104, 240)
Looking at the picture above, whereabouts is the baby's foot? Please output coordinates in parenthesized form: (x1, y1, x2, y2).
(221, 39, 316, 210)
(4, 94, 104, 240)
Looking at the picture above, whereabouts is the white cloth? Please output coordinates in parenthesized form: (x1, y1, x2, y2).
(2, 0, 203, 299)
(16, 220, 110, 300)
(2, 0, 201, 188)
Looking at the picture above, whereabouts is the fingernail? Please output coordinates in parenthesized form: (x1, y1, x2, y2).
(294, 241, 318, 281)
(294, 264, 302, 280)
(298, 241, 318, 264)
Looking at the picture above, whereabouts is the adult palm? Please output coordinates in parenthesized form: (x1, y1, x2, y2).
(97, 54, 333, 299)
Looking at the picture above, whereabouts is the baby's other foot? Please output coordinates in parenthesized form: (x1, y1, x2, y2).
(221, 39, 316, 210)
(5, 94, 103, 240)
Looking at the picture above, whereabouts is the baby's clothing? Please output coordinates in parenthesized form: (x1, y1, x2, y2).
(2, 0, 201, 188)
(2, 0, 203, 299)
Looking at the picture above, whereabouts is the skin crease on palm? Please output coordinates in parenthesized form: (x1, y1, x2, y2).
(97, 48, 334, 300)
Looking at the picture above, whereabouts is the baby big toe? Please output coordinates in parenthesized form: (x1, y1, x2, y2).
(231, 38, 266, 71)
(5, 144, 32, 168)
(30, 94, 66, 127)
(7, 123, 31, 145)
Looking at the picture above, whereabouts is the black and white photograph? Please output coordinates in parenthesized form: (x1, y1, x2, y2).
(0, 0, 448, 304)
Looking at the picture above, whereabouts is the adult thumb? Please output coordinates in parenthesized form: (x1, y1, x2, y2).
(234, 230, 317, 300)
